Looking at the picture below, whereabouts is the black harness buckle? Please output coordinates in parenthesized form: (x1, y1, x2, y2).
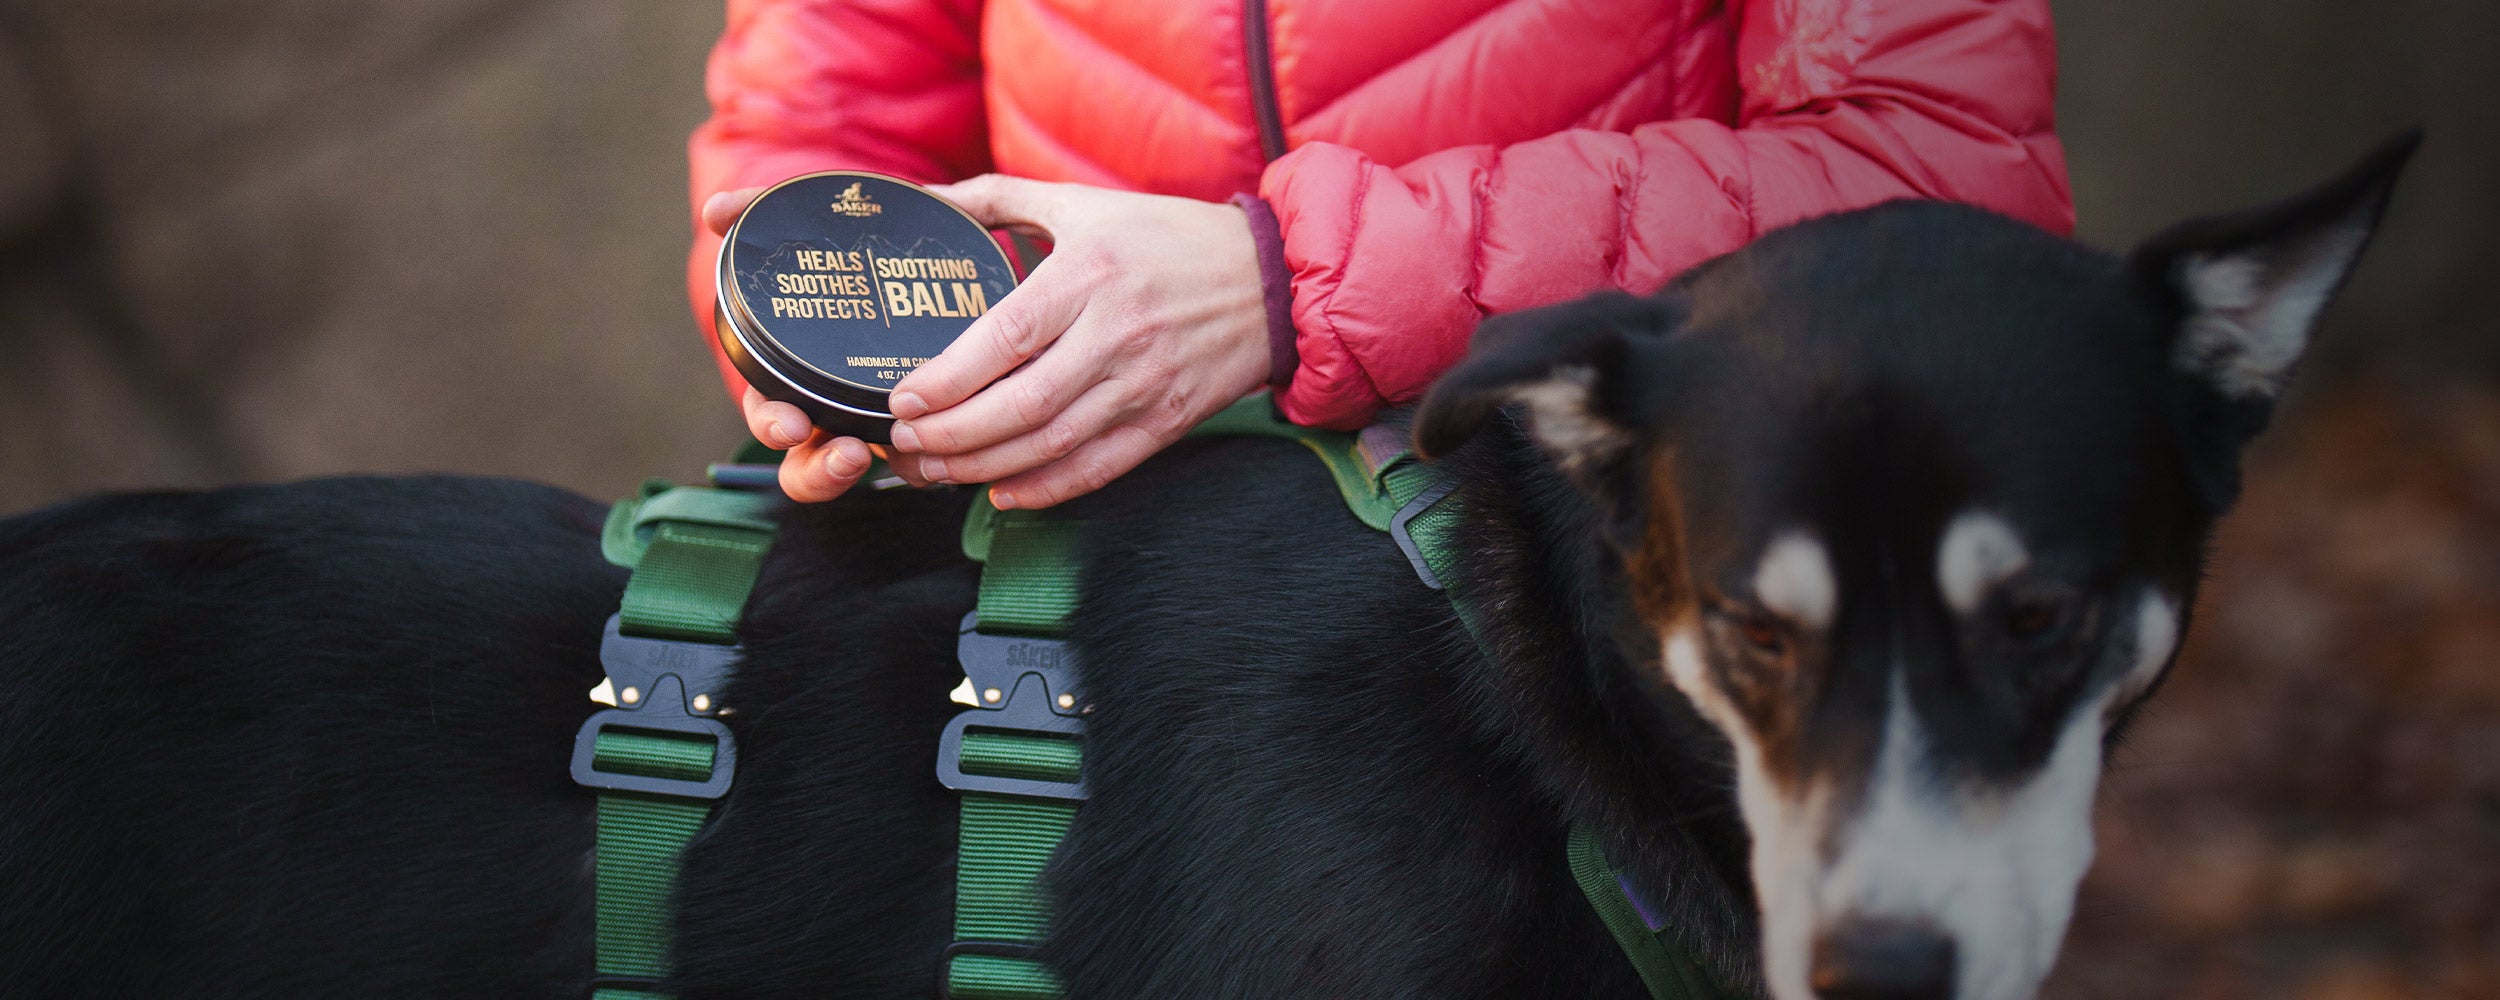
(571, 613, 740, 800)
(936, 611, 1087, 802)
(1389, 478, 1458, 591)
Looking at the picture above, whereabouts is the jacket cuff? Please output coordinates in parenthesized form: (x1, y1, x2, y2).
(1229, 193, 1297, 387)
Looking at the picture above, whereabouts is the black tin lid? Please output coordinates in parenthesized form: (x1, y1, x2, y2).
(715, 171, 1015, 443)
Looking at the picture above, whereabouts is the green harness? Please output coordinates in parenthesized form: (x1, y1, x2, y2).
(571, 399, 1719, 999)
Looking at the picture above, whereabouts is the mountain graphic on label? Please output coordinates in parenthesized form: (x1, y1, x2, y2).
(829, 182, 883, 218)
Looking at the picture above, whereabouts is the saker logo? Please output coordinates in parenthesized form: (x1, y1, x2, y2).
(828, 182, 883, 218)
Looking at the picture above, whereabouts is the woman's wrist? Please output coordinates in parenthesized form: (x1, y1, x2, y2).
(1228, 193, 1298, 387)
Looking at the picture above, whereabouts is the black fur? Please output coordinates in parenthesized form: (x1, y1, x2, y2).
(1408, 135, 2417, 793)
(0, 478, 621, 997)
(0, 442, 1755, 999)
(0, 135, 2415, 1000)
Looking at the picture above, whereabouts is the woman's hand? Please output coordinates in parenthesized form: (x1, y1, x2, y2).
(884, 176, 1270, 509)
(701, 177, 1270, 506)
(706, 187, 881, 502)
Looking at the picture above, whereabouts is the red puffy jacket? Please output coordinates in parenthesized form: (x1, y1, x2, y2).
(689, 0, 2071, 429)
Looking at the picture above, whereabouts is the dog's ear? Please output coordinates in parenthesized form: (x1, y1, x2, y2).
(1412, 291, 1677, 467)
(2131, 131, 2418, 404)
(2127, 130, 2417, 511)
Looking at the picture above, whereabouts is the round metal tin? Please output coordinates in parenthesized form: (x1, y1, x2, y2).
(715, 171, 1015, 443)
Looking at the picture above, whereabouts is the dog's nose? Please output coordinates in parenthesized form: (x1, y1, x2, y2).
(1809, 917, 1956, 1000)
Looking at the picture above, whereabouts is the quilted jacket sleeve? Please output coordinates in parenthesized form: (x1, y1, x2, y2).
(686, 0, 990, 397)
(1260, 0, 2072, 429)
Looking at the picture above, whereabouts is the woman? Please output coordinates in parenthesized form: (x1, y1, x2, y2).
(688, 0, 2071, 506)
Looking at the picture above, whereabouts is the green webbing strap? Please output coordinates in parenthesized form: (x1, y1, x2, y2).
(943, 394, 1713, 997)
(587, 482, 780, 1000)
(600, 481, 780, 642)
(1192, 397, 1715, 998)
(618, 521, 772, 643)
(947, 495, 1085, 999)
(1193, 395, 1407, 529)
(593, 789, 711, 1000)
(974, 517, 1082, 637)
(956, 396, 1444, 569)
(948, 791, 1079, 997)
(941, 397, 1441, 999)
(1568, 823, 1720, 1000)
(961, 731, 1085, 782)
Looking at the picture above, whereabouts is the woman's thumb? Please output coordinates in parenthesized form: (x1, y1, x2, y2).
(930, 174, 1061, 233)
(703, 187, 765, 236)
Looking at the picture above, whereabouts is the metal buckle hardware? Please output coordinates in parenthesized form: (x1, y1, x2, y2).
(936, 611, 1088, 802)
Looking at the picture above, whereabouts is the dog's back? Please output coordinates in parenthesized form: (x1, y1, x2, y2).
(0, 478, 624, 996)
(0, 444, 1670, 999)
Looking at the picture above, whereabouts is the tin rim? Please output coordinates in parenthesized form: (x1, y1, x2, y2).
(714, 212, 890, 415)
(715, 284, 891, 425)
(714, 170, 1014, 415)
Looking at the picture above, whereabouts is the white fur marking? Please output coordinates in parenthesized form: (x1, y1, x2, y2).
(2175, 223, 2367, 400)
(1792, 678, 2105, 1000)
(1664, 624, 1828, 999)
(1673, 590, 2183, 1000)
(1743, 743, 1834, 1000)
(2111, 590, 2180, 709)
(1754, 532, 1838, 630)
(1512, 365, 1623, 471)
(1663, 628, 1733, 730)
(1936, 512, 2029, 616)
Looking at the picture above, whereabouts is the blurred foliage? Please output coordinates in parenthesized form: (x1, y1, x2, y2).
(2051, 390, 2500, 999)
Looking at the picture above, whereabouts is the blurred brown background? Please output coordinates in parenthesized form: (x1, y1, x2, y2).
(1, 2, 2493, 996)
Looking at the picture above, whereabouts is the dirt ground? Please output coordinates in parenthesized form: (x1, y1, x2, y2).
(2, 2, 2494, 996)
(2048, 390, 2500, 1000)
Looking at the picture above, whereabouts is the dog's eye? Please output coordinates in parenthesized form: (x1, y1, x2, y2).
(1739, 616, 1788, 656)
(2004, 599, 2067, 644)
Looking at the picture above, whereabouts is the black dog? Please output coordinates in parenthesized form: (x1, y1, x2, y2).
(0, 136, 2413, 1000)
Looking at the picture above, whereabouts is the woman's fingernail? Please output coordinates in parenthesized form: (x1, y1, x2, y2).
(990, 489, 1017, 510)
(773, 419, 806, 447)
(888, 422, 921, 452)
(826, 444, 863, 479)
(920, 455, 950, 483)
(891, 392, 928, 420)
